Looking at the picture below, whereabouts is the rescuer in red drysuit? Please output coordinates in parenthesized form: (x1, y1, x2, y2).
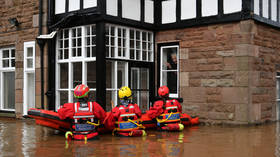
(58, 84, 106, 141)
(104, 86, 146, 137)
(147, 86, 184, 131)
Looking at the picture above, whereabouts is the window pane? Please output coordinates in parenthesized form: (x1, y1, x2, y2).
(91, 47, 96, 57)
(162, 71, 178, 94)
(2, 60, 9, 67)
(2, 50, 9, 58)
(87, 62, 96, 88)
(59, 91, 68, 106)
(27, 47, 33, 57)
(64, 49, 69, 59)
(11, 49, 15, 57)
(27, 59, 33, 68)
(3, 72, 15, 109)
(73, 62, 82, 88)
(11, 59, 15, 67)
(60, 63, 69, 89)
(162, 47, 178, 70)
(140, 68, 149, 90)
(139, 91, 149, 112)
(106, 90, 117, 111)
(117, 62, 126, 88)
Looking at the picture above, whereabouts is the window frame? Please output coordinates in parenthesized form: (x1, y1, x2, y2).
(160, 45, 180, 98)
(0, 47, 16, 111)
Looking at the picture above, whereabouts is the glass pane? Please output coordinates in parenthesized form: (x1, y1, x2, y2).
(131, 69, 139, 90)
(106, 90, 116, 111)
(72, 29, 76, 37)
(60, 91, 68, 106)
(130, 50, 135, 59)
(140, 68, 149, 90)
(78, 38, 82, 46)
(91, 26, 96, 35)
(136, 50, 140, 60)
(106, 61, 113, 88)
(73, 62, 82, 88)
(27, 47, 33, 57)
(130, 40, 134, 48)
(64, 49, 69, 59)
(142, 51, 147, 61)
(77, 48, 82, 56)
(87, 47, 91, 57)
(72, 39, 76, 47)
(117, 62, 126, 88)
(106, 46, 109, 57)
(72, 48, 76, 57)
(278, 78, 280, 99)
(64, 30, 69, 38)
(27, 73, 35, 109)
(27, 59, 33, 68)
(2, 60, 9, 67)
(111, 37, 115, 46)
(136, 31, 140, 40)
(64, 40, 69, 48)
(111, 47, 115, 57)
(162, 47, 178, 70)
(86, 26, 91, 36)
(77, 28, 82, 36)
(162, 71, 178, 94)
(59, 50, 63, 59)
(139, 91, 149, 112)
(130, 30, 134, 39)
(11, 49, 15, 57)
(87, 62, 96, 88)
(91, 36, 96, 45)
(3, 72, 15, 109)
(11, 59, 15, 67)
(2, 50, 9, 58)
(60, 63, 69, 89)
(87, 37, 91, 45)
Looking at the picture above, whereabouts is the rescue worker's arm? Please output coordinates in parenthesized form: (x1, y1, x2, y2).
(174, 99, 182, 113)
(146, 100, 164, 119)
(112, 106, 120, 119)
(57, 103, 74, 120)
(93, 102, 106, 122)
(133, 104, 142, 118)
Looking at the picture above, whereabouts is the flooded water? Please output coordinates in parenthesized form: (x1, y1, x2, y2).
(0, 117, 279, 157)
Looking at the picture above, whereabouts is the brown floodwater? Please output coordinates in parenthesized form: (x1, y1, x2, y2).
(0, 117, 279, 157)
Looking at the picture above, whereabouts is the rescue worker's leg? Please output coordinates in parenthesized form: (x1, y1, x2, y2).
(160, 123, 184, 131)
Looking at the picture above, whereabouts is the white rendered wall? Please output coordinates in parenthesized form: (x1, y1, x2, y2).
(202, 0, 218, 17)
(263, 0, 269, 18)
(223, 0, 242, 14)
(122, 0, 141, 21)
(69, 0, 80, 12)
(254, 0, 260, 15)
(162, 0, 176, 24)
(107, 0, 118, 16)
(145, 0, 154, 23)
(181, 0, 196, 20)
(55, 0, 65, 14)
(84, 0, 97, 9)
(272, 0, 277, 21)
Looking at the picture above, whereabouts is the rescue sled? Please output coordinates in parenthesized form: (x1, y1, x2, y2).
(28, 108, 199, 132)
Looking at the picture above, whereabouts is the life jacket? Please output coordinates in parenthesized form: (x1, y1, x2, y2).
(71, 102, 99, 140)
(114, 104, 142, 132)
(157, 99, 181, 124)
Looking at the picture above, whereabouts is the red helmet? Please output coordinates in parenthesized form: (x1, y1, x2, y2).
(158, 86, 169, 97)
(74, 84, 90, 99)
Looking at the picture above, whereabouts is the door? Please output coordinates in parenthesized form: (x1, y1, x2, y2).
(130, 67, 150, 112)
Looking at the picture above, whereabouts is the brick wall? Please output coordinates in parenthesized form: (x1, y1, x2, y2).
(156, 20, 279, 124)
(0, 0, 48, 118)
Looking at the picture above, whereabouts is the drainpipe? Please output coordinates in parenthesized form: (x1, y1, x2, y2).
(38, 0, 45, 109)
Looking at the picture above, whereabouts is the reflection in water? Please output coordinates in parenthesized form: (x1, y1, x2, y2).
(0, 118, 278, 157)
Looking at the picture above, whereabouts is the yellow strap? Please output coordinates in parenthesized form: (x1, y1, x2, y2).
(87, 120, 100, 126)
(128, 119, 145, 129)
(156, 112, 173, 123)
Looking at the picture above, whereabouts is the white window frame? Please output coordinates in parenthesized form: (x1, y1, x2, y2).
(56, 25, 97, 111)
(23, 41, 36, 115)
(106, 61, 129, 107)
(160, 45, 180, 98)
(106, 24, 154, 62)
(0, 47, 15, 111)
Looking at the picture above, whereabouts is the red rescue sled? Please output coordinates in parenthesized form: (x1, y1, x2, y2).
(28, 108, 199, 132)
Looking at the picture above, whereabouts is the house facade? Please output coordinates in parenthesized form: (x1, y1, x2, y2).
(1, 0, 280, 124)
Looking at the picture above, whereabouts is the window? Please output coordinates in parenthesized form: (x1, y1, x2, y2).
(160, 45, 179, 98)
(56, 25, 96, 110)
(23, 42, 35, 115)
(106, 24, 153, 62)
(106, 61, 128, 110)
(0, 48, 15, 111)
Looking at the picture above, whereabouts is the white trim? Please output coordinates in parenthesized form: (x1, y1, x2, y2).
(23, 41, 36, 115)
(160, 45, 180, 98)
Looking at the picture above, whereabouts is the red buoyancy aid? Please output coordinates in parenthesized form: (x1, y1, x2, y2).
(113, 104, 143, 132)
(156, 99, 182, 124)
(71, 102, 100, 140)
